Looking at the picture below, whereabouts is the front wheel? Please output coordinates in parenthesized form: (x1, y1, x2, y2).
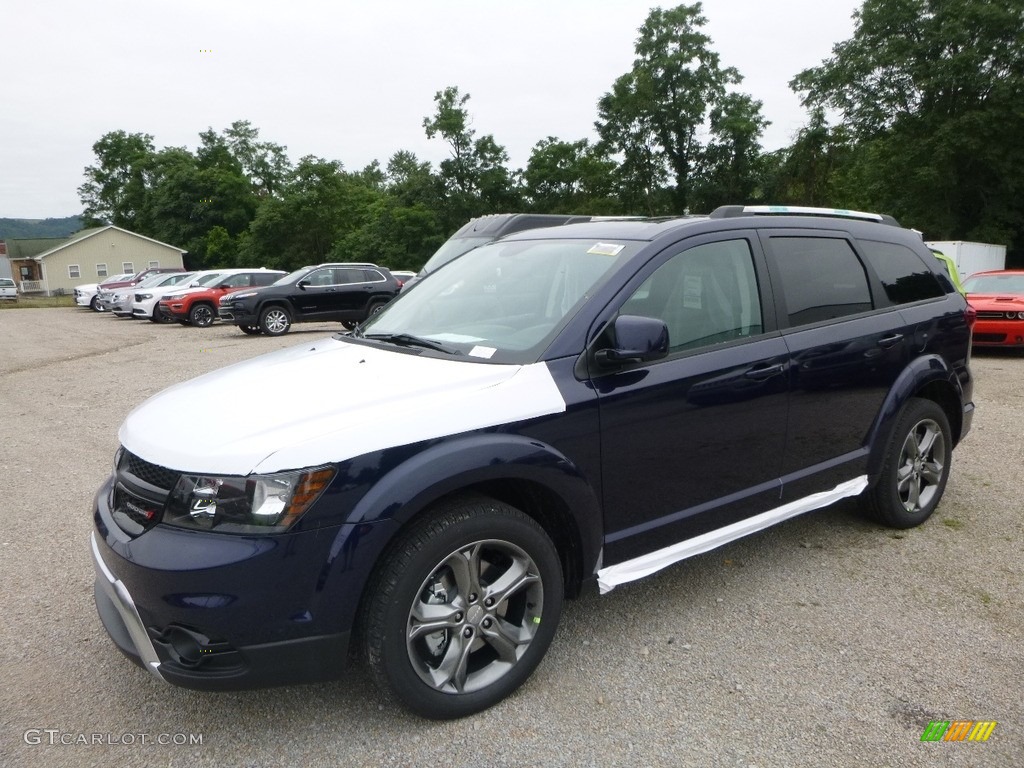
(362, 496, 563, 719)
(259, 306, 291, 335)
(150, 305, 174, 324)
(866, 398, 952, 528)
(188, 303, 215, 328)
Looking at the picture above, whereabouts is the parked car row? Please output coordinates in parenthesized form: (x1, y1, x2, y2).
(74, 263, 406, 335)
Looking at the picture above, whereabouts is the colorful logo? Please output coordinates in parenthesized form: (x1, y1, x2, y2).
(920, 721, 997, 742)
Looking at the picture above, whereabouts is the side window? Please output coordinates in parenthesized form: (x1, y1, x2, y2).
(858, 240, 945, 304)
(253, 272, 278, 286)
(769, 237, 872, 326)
(220, 274, 250, 288)
(362, 269, 385, 283)
(306, 269, 336, 286)
(622, 239, 763, 352)
(336, 269, 364, 284)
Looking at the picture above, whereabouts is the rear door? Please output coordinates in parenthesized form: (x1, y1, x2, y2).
(593, 233, 790, 565)
(759, 231, 911, 501)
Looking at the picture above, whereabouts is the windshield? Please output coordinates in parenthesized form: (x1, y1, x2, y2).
(358, 238, 638, 364)
(273, 266, 315, 286)
(420, 236, 493, 275)
(963, 274, 1024, 294)
(189, 272, 225, 287)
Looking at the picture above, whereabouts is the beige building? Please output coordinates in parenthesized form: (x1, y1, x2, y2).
(29, 226, 186, 295)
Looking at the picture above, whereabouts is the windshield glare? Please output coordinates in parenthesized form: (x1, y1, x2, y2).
(420, 236, 493, 275)
(274, 267, 314, 286)
(964, 274, 1024, 294)
(360, 238, 636, 363)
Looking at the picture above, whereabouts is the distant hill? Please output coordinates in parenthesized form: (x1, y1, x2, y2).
(0, 216, 84, 240)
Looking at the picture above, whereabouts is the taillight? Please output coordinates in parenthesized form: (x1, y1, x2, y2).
(964, 304, 977, 328)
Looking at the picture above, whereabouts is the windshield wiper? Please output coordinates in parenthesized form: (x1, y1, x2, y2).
(361, 332, 461, 355)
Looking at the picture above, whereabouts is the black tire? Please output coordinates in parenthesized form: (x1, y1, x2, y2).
(362, 495, 563, 719)
(367, 300, 388, 318)
(342, 320, 358, 331)
(150, 305, 174, 324)
(259, 305, 291, 335)
(866, 398, 952, 528)
(188, 303, 215, 328)
(89, 296, 100, 311)
(240, 325, 262, 335)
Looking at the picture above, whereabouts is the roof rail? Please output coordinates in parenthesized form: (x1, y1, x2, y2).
(709, 205, 900, 227)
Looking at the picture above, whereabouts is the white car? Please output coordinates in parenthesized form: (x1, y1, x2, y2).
(74, 274, 134, 310)
(0, 277, 17, 301)
(110, 272, 196, 317)
(132, 270, 230, 323)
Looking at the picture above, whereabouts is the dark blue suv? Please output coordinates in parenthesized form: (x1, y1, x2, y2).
(92, 206, 974, 718)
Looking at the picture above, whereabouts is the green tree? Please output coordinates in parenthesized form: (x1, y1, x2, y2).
(596, 3, 742, 213)
(761, 107, 857, 206)
(523, 137, 619, 213)
(692, 93, 770, 210)
(78, 131, 156, 228)
(423, 86, 519, 227)
(792, 0, 1024, 245)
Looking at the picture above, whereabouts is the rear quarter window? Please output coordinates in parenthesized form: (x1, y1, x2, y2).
(858, 240, 945, 304)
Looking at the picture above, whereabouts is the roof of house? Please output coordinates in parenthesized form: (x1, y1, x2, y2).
(26, 225, 186, 261)
(4, 237, 68, 259)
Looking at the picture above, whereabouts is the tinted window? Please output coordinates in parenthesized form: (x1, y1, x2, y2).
(622, 239, 763, 352)
(770, 237, 872, 326)
(253, 272, 279, 286)
(307, 269, 337, 286)
(220, 274, 254, 288)
(859, 240, 944, 304)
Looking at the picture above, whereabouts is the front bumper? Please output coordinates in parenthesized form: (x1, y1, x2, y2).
(972, 320, 1024, 347)
(218, 305, 256, 324)
(90, 476, 372, 690)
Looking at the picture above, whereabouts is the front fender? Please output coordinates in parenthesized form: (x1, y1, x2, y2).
(310, 432, 604, 635)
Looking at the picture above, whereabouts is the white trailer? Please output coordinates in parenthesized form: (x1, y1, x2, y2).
(925, 241, 1006, 281)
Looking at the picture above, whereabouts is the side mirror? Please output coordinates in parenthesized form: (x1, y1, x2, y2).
(595, 315, 669, 367)
(297, 280, 309, 290)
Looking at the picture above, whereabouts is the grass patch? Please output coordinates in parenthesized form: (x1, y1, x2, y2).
(942, 518, 965, 530)
(0, 296, 76, 309)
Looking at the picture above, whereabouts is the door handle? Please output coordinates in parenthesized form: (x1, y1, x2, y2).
(877, 334, 904, 348)
(744, 363, 785, 380)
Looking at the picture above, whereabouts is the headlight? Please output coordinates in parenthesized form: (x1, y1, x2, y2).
(137, 293, 153, 300)
(164, 467, 335, 533)
(1018, 311, 1024, 320)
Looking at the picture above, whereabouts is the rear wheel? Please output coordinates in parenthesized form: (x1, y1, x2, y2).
(259, 306, 291, 335)
(362, 495, 563, 719)
(188, 303, 215, 328)
(89, 296, 100, 311)
(866, 398, 952, 528)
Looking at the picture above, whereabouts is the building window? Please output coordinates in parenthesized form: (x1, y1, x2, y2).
(96, 263, 108, 277)
(68, 264, 81, 279)
(122, 262, 134, 274)
(148, 260, 160, 269)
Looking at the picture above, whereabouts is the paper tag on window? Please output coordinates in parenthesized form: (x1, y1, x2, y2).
(469, 346, 496, 359)
(683, 275, 703, 309)
(587, 243, 625, 256)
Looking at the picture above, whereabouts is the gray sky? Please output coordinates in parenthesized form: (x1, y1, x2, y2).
(1, 0, 860, 219)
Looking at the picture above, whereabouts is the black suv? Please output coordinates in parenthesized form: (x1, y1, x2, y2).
(93, 206, 973, 719)
(219, 263, 400, 335)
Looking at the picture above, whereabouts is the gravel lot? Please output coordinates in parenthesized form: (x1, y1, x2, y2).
(1, 307, 1021, 768)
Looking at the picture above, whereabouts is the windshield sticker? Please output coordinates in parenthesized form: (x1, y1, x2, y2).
(469, 346, 497, 359)
(587, 242, 625, 256)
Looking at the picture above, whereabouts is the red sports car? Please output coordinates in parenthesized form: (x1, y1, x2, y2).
(962, 270, 1024, 347)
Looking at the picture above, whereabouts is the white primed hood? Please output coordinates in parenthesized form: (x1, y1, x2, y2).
(120, 338, 567, 475)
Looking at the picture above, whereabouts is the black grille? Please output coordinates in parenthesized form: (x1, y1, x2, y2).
(123, 451, 180, 491)
(973, 333, 1007, 343)
(977, 311, 1018, 320)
